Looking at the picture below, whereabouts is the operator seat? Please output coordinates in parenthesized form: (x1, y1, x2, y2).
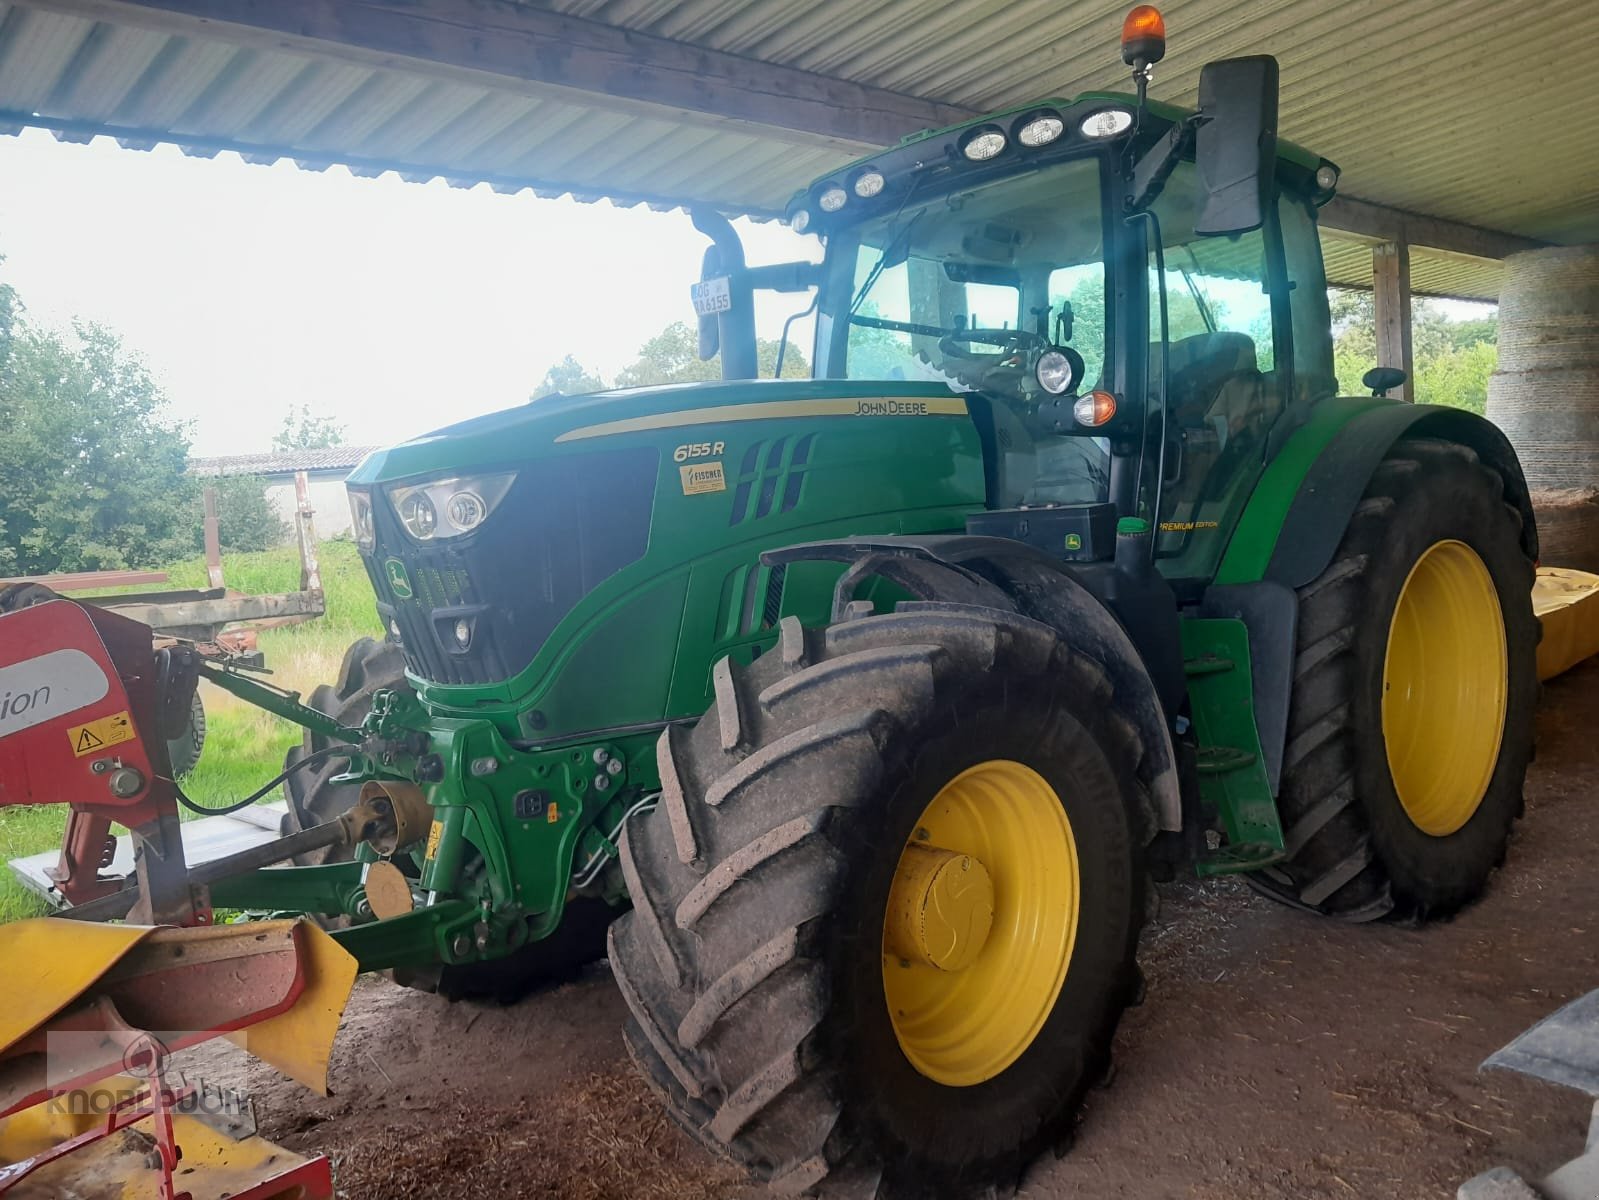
(1157, 331, 1276, 442)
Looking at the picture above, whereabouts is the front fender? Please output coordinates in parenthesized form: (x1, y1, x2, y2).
(763, 535, 1182, 832)
(1217, 399, 1537, 589)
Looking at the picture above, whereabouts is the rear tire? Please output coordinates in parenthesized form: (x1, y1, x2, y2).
(1256, 438, 1537, 920)
(611, 606, 1154, 1197)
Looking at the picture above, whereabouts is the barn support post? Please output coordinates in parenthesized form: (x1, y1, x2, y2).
(1373, 239, 1415, 402)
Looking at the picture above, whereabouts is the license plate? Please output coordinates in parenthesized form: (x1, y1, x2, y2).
(691, 276, 732, 316)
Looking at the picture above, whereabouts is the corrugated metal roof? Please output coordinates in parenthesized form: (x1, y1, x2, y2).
(0, 0, 1590, 291)
(188, 445, 379, 476)
(1321, 232, 1503, 302)
(544, 0, 1598, 244)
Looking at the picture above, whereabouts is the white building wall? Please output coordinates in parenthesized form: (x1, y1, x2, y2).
(263, 476, 356, 540)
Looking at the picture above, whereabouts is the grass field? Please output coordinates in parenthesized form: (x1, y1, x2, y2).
(0, 540, 384, 921)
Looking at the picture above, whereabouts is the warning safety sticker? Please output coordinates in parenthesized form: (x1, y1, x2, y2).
(67, 710, 135, 757)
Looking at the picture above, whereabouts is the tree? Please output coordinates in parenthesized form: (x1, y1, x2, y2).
(0, 319, 198, 573)
(273, 404, 346, 451)
(1327, 291, 1497, 410)
(531, 354, 607, 400)
(614, 321, 810, 388)
(194, 474, 287, 552)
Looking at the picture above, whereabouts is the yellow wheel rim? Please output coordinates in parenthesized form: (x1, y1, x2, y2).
(1382, 539, 1508, 837)
(882, 760, 1079, 1087)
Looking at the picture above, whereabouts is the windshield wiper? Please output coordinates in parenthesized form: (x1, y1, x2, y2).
(1180, 247, 1218, 333)
(849, 205, 925, 318)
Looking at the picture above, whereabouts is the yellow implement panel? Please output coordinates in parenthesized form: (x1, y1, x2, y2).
(1533, 568, 1599, 681)
(0, 1081, 332, 1200)
(0, 921, 154, 1054)
(226, 921, 357, 1096)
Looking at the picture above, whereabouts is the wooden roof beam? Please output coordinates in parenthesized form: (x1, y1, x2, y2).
(28, 0, 979, 154)
(1320, 195, 1545, 261)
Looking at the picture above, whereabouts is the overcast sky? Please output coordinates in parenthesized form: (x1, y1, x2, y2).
(0, 127, 817, 456)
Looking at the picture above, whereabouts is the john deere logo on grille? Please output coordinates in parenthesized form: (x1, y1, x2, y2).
(384, 558, 413, 599)
(1064, 533, 1083, 551)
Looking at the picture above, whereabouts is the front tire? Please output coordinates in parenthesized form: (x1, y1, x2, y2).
(611, 606, 1155, 1197)
(1258, 437, 1538, 920)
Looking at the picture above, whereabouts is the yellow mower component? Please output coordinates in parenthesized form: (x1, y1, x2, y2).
(1532, 567, 1599, 681)
(0, 918, 355, 1200)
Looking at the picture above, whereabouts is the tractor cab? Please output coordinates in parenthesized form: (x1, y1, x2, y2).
(702, 43, 1340, 591)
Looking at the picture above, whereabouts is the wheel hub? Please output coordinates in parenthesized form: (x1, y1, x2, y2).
(882, 759, 1079, 1087)
(884, 844, 995, 972)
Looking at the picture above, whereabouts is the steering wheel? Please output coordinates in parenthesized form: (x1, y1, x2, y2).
(938, 328, 1046, 362)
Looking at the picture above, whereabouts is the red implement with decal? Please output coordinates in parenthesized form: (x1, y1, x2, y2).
(0, 601, 156, 813)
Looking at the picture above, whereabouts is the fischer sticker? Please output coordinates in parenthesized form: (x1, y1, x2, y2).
(68, 710, 134, 757)
(0, 649, 109, 739)
(680, 462, 727, 495)
(425, 820, 443, 860)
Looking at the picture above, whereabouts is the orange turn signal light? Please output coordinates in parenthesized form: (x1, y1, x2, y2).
(1121, 5, 1167, 66)
(1073, 390, 1118, 427)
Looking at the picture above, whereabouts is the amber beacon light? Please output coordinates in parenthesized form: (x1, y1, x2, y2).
(1121, 5, 1167, 67)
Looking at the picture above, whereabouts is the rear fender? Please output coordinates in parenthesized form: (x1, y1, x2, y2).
(1220, 400, 1537, 589)
(763, 536, 1182, 832)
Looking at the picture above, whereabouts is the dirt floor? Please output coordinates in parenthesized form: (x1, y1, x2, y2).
(196, 659, 1599, 1199)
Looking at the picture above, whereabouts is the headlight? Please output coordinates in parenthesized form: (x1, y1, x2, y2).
(348, 489, 375, 550)
(1035, 349, 1080, 395)
(818, 185, 848, 212)
(387, 471, 516, 542)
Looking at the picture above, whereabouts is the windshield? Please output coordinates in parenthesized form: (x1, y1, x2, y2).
(819, 157, 1108, 408)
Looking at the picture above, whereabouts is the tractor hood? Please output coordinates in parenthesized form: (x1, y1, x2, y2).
(347, 379, 969, 486)
(344, 376, 984, 698)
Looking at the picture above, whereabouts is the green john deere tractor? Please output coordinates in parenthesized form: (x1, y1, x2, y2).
(175, 15, 1536, 1199)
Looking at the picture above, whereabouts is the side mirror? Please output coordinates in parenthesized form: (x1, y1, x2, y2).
(1363, 366, 1407, 397)
(1193, 55, 1279, 236)
(693, 245, 724, 362)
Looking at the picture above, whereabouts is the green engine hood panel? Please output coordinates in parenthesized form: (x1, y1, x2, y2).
(348, 379, 971, 486)
(349, 379, 987, 741)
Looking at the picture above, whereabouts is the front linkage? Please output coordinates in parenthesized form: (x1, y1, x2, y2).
(196, 656, 658, 973)
(19, 603, 654, 980)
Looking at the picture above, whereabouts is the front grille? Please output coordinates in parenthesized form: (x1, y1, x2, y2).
(364, 447, 659, 686)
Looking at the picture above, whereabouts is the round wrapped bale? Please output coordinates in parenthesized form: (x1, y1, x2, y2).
(1487, 245, 1599, 491)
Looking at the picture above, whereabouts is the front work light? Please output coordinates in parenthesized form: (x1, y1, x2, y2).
(1081, 109, 1134, 139)
(854, 170, 886, 198)
(1017, 114, 1064, 147)
(819, 185, 848, 212)
(1035, 348, 1083, 395)
(962, 128, 1007, 161)
(790, 208, 811, 233)
(388, 471, 516, 542)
